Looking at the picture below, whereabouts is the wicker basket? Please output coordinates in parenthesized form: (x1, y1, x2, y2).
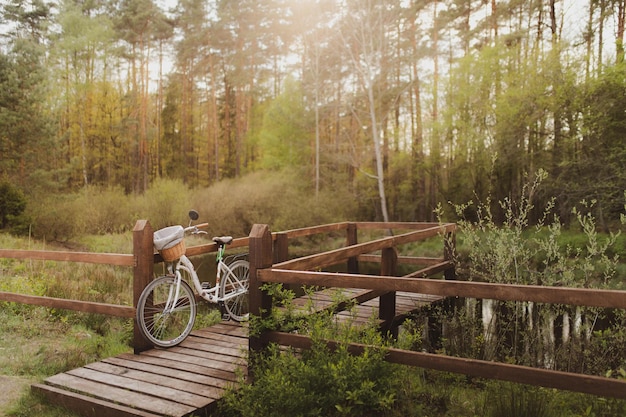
(154, 225, 186, 262)
(159, 239, 186, 262)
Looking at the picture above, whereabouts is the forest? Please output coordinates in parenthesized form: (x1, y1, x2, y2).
(1, 0, 625, 230)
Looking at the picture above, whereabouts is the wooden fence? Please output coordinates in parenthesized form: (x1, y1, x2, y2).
(248, 223, 626, 400)
(3, 220, 626, 400)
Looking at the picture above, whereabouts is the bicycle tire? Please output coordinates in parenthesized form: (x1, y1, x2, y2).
(220, 259, 250, 321)
(136, 275, 197, 347)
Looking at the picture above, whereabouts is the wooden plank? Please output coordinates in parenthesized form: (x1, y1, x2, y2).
(260, 269, 626, 309)
(32, 383, 162, 417)
(178, 339, 246, 359)
(207, 322, 248, 337)
(133, 220, 155, 354)
(116, 353, 240, 386)
(273, 226, 447, 271)
(45, 373, 195, 416)
(189, 330, 249, 347)
(278, 222, 349, 239)
(102, 356, 227, 397)
(67, 367, 209, 408)
(405, 261, 454, 278)
(84, 361, 221, 400)
(166, 346, 246, 369)
(354, 222, 455, 231)
(358, 254, 446, 266)
(0, 249, 134, 265)
(0, 292, 134, 318)
(140, 349, 241, 373)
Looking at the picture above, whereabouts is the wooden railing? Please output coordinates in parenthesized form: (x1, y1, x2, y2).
(4, 219, 626, 399)
(248, 223, 626, 400)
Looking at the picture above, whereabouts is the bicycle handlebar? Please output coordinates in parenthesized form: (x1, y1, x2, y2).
(184, 223, 209, 234)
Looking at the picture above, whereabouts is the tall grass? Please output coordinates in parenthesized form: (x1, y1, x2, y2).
(22, 172, 357, 242)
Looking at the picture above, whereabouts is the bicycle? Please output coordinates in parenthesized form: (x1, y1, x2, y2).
(136, 210, 250, 348)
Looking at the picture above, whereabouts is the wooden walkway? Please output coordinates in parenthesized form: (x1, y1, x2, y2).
(32, 321, 248, 417)
(31, 292, 444, 417)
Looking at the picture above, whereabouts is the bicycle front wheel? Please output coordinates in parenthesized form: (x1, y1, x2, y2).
(136, 275, 197, 348)
(220, 259, 250, 321)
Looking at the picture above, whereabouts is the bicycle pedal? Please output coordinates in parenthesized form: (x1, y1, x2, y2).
(221, 313, 231, 321)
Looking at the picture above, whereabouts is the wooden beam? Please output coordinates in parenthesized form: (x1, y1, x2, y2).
(133, 220, 154, 353)
(405, 261, 454, 278)
(0, 292, 134, 318)
(265, 331, 626, 400)
(258, 269, 626, 309)
(0, 249, 133, 266)
(274, 225, 450, 271)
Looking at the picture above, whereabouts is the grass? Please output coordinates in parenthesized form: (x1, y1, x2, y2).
(0, 233, 135, 416)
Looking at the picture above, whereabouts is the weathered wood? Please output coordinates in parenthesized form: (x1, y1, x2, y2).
(273, 232, 289, 264)
(0, 249, 133, 266)
(141, 349, 241, 373)
(248, 224, 273, 361)
(358, 254, 446, 266)
(133, 220, 154, 353)
(45, 372, 195, 415)
(346, 222, 359, 274)
(70, 366, 212, 406)
(259, 269, 626, 309)
(274, 225, 450, 271)
(32, 383, 161, 417)
(379, 247, 397, 335)
(116, 353, 239, 386)
(355, 222, 456, 231)
(278, 222, 349, 239)
(404, 261, 454, 278)
(0, 292, 134, 317)
(86, 361, 220, 399)
(102, 356, 228, 396)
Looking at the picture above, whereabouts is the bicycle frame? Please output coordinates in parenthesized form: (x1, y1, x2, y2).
(169, 252, 245, 304)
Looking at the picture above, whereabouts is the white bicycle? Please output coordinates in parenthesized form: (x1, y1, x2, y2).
(136, 210, 250, 348)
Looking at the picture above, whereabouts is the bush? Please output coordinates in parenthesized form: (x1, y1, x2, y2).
(0, 180, 29, 233)
(191, 171, 356, 237)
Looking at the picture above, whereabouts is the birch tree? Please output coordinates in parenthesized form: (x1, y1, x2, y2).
(338, 0, 397, 223)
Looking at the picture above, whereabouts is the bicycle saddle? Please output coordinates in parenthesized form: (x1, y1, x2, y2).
(213, 236, 233, 245)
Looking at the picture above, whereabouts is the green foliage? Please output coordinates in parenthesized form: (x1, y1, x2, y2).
(21, 173, 357, 241)
(134, 178, 193, 230)
(191, 171, 356, 236)
(222, 341, 398, 417)
(0, 181, 28, 232)
(452, 170, 622, 288)
(224, 311, 398, 417)
(258, 77, 311, 173)
(484, 383, 558, 417)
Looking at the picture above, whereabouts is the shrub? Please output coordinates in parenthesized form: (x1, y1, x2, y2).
(0, 180, 28, 233)
(191, 171, 356, 237)
(484, 383, 558, 417)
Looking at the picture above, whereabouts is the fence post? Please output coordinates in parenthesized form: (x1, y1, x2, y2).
(346, 222, 359, 274)
(379, 246, 398, 337)
(133, 220, 154, 354)
(248, 224, 273, 380)
(273, 232, 288, 264)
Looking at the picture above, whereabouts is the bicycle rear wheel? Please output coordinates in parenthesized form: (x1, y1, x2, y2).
(220, 259, 250, 321)
(136, 275, 197, 347)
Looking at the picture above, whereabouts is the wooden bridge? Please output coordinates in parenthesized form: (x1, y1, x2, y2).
(30, 290, 443, 417)
(3, 221, 626, 416)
